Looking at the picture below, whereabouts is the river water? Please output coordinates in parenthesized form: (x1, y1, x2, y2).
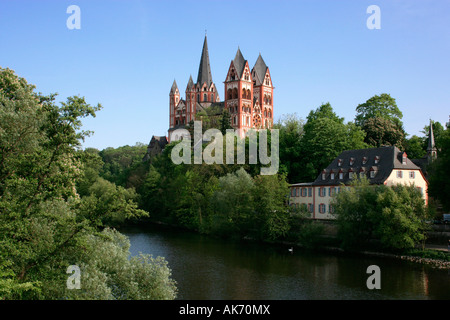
(121, 224, 450, 300)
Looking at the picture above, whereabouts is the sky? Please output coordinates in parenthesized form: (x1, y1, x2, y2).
(1, 0, 449, 150)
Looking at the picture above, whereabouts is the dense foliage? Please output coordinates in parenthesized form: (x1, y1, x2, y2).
(332, 178, 430, 251)
(0, 68, 177, 300)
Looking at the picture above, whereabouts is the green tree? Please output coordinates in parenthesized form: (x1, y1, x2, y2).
(355, 94, 406, 148)
(428, 127, 450, 211)
(211, 168, 255, 237)
(0, 67, 176, 300)
(405, 135, 426, 160)
(298, 103, 367, 181)
(332, 178, 429, 251)
(274, 113, 304, 183)
(252, 174, 291, 241)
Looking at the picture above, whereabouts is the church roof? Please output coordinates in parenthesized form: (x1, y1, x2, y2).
(186, 75, 194, 90)
(170, 79, 178, 94)
(196, 36, 213, 87)
(252, 54, 268, 85)
(233, 48, 247, 78)
(313, 146, 422, 186)
(427, 120, 437, 152)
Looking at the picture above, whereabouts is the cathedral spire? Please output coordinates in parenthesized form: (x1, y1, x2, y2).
(427, 119, 437, 162)
(196, 35, 213, 87)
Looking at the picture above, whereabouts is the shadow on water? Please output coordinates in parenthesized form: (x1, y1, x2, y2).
(120, 224, 450, 300)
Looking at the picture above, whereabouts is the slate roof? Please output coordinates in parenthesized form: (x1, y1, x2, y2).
(252, 54, 268, 85)
(233, 48, 247, 78)
(196, 36, 213, 87)
(186, 75, 194, 90)
(312, 146, 422, 186)
(170, 79, 178, 94)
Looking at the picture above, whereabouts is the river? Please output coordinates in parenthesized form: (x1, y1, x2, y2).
(121, 224, 450, 300)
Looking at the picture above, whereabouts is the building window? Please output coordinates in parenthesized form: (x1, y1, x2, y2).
(375, 156, 380, 164)
(308, 187, 312, 197)
(319, 204, 326, 213)
(308, 204, 313, 213)
(338, 159, 343, 167)
(322, 172, 326, 180)
(397, 171, 403, 179)
(319, 188, 324, 197)
(370, 170, 376, 178)
(350, 158, 355, 166)
(329, 204, 335, 214)
(409, 171, 415, 179)
(349, 172, 354, 179)
(330, 173, 335, 180)
(339, 172, 344, 179)
(362, 157, 368, 164)
(203, 93, 207, 101)
(302, 188, 307, 197)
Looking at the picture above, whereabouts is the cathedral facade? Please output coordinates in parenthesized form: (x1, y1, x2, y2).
(168, 36, 274, 141)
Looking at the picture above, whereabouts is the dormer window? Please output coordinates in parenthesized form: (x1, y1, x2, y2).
(330, 173, 335, 180)
(402, 152, 407, 165)
(370, 167, 377, 178)
(338, 169, 344, 180)
(374, 156, 380, 164)
(337, 159, 343, 167)
(362, 157, 368, 165)
(350, 158, 355, 166)
(348, 168, 354, 179)
(322, 170, 327, 180)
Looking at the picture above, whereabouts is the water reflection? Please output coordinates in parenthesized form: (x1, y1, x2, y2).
(122, 225, 450, 300)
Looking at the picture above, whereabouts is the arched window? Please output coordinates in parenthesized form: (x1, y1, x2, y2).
(264, 110, 267, 117)
(268, 110, 272, 118)
(203, 93, 207, 101)
(247, 89, 251, 99)
(197, 94, 200, 101)
(227, 89, 232, 100)
(242, 90, 246, 99)
(232, 88, 238, 99)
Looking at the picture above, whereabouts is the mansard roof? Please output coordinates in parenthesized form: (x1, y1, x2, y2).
(252, 54, 268, 85)
(313, 146, 422, 186)
(196, 35, 213, 87)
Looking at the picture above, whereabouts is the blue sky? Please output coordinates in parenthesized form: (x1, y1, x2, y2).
(1, 0, 449, 150)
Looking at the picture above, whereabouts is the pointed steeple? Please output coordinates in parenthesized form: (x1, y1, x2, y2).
(427, 119, 437, 152)
(186, 75, 194, 91)
(196, 35, 213, 87)
(252, 53, 268, 85)
(427, 119, 437, 162)
(170, 79, 178, 94)
(233, 47, 246, 78)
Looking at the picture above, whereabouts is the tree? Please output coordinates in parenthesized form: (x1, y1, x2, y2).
(297, 103, 367, 181)
(220, 108, 233, 135)
(332, 178, 429, 251)
(428, 127, 450, 211)
(405, 135, 426, 160)
(211, 168, 255, 237)
(252, 174, 291, 241)
(355, 93, 403, 127)
(273, 113, 304, 183)
(0, 68, 176, 300)
(362, 117, 406, 149)
(355, 94, 406, 148)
